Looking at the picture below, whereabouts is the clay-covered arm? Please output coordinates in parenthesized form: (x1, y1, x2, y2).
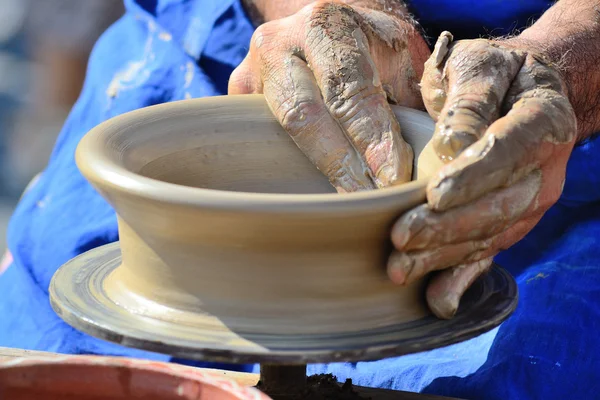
(511, 0, 600, 141)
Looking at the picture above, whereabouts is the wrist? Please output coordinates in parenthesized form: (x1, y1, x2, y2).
(242, 0, 430, 86)
(502, 3, 600, 142)
(242, 0, 413, 26)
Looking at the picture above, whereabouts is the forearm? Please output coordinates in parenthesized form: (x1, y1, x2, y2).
(242, 0, 410, 26)
(512, 0, 600, 140)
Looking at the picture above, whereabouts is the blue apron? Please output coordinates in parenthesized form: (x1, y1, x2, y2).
(1, 1, 598, 398)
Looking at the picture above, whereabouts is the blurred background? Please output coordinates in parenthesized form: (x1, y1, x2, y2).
(0, 0, 124, 252)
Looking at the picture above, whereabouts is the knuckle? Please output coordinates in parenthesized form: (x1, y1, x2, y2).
(303, 1, 360, 42)
(228, 67, 252, 94)
(421, 87, 446, 120)
(279, 97, 320, 134)
(465, 238, 494, 262)
(432, 128, 477, 161)
(325, 157, 366, 188)
(250, 22, 278, 54)
(303, 1, 353, 16)
(445, 94, 500, 123)
(325, 83, 382, 122)
(299, 1, 322, 15)
(249, 23, 288, 78)
(251, 24, 268, 47)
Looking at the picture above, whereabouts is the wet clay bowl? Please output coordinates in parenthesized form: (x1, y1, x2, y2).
(73, 94, 438, 332)
(51, 94, 516, 363)
(0, 355, 268, 400)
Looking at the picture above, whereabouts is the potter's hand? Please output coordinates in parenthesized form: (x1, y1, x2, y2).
(389, 32, 577, 319)
(229, 1, 430, 192)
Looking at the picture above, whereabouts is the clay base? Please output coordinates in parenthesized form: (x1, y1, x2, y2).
(255, 366, 460, 400)
(258, 374, 364, 400)
(50, 242, 518, 364)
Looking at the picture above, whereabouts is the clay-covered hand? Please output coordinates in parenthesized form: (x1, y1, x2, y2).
(229, 1, 430, 192)
(388, 32, 577, 319)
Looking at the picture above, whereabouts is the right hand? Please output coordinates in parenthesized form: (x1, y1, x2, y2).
(388, 32, 577, 318)
(229, 1, 430, 192)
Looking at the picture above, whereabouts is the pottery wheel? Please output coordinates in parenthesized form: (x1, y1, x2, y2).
(50, 242, 517, 364)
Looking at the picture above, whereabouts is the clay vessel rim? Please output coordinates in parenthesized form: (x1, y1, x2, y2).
(76, 95, 429, 213)
(0, 355, 269, 399)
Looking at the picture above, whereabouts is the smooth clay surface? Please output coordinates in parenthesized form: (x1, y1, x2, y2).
(73, 94, 443, 337)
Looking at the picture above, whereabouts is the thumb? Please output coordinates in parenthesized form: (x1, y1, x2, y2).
(426, 257, 493, 319)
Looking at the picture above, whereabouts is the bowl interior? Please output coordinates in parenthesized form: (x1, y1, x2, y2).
(97, 95, 435, 196)
(137, 124, 336, 195)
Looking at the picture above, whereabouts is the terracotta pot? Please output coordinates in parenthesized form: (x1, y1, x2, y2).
(0, 355, 269, 399)
(73, 94, 441, 337)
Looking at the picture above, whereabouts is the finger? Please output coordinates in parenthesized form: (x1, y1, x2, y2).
(261, 52, 376, 192)
(388, 222, 525, 287)
(229, 27, 267, 95)
(389, 208, 545, 286)
(388, 238, 492, 285)
(351, 6, 429, 110)
(428, 40, 526, 162)
(426, 257, 493, 319)
(420, 31, 453, 121)
(239, 22, 376, 192)
(388, 188, 544, 285)
(389, 172, 549, 287)
(392, 171, 542, 251)
(389, 213, 545, 286)
(302, 2, 413, 187)
(428, 56, 576, 211)
(228, 55, 257, 95)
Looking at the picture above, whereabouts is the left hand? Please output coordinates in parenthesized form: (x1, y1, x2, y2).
(387, 32, 578, 319)
(229, 1, 430, 192)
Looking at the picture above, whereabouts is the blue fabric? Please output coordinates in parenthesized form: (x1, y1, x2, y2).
(0, 0, 256, 370)
(2, 0, 600, 399)
(407, 0, 555, 40)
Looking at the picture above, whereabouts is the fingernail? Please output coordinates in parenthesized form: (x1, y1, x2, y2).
(391, 206, 427, 249)
(429, 292, 460, 320)
(444, 293, 460, 318)
(432, 31, 454, 67)
(391, 224, 411, 250)
(387, 252, 414, 285)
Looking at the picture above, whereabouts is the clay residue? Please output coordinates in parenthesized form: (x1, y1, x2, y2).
(420, 32, 576, 211)
(424, 36, 527, 163)
(399, 31, 578, 320)
(183, 61, 195, 88)
(304, 2, 414, 187)
(231, 1, 432, 193)
(106, 18, 158, 101)
(257, 374, 368, 400)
